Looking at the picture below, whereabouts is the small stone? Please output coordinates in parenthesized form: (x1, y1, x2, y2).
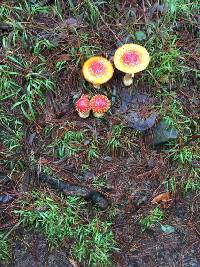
(152, 120, 178, 146)
(128, 112, 157, 132)
(104, 156, 113, 162)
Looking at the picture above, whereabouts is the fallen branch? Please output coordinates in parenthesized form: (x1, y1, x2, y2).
(39, 173, 109, 209)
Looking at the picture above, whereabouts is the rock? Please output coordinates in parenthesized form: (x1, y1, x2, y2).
(128, 112, 157, 131)
(120, 90, 149, 113)
(104, 156, 113, 162)
(152, 120, 178, 146)
(135, 31, 147, 41)
(0, 194, 16, 204)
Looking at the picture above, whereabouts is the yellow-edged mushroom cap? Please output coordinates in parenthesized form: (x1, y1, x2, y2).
(82, 56, 114, 85)
(114, 44, 150, 74)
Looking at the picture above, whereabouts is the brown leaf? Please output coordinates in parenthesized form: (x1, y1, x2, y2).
(151, 192, 171, 204)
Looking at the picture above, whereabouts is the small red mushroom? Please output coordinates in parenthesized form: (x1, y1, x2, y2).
(75, 94, 91, 118)
(90, 94, 111, 118)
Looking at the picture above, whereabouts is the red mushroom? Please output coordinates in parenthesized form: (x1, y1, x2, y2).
(90, 94, 111, 118)
(75, 94, 91, 118)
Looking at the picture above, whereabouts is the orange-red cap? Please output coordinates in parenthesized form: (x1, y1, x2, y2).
(114, 44, 150, 74)
(75, 94, 90, 113)
(90, 94, 110, 113)
(82, 56, 114, 86)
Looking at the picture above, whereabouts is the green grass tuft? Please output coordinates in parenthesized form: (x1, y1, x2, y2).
(15, 191, 116, 266)
(140, 207, 164, 231)
(0, 232, 10, 264)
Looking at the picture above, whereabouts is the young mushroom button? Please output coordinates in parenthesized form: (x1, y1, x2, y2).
(82, 56, 114, 88)
(114, 44, 150, 86)
(75, 94, 91, 118)
(90, 94, 111, 118)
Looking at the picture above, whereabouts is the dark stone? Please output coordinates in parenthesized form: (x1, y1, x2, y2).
(104, 156, 113, 162)
(128, 112, 157, 131)
(152, 120, 178, 146)
(120, 90, 149, 113)
(0, 194, 16, 204)
(27, 132, 37, 146)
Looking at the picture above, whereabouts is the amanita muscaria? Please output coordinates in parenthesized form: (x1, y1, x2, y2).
(82, 56, 114, 88)
(90, 94, 111, 118)
(114, 44, 150, 86)
(75, 94, 91, 118)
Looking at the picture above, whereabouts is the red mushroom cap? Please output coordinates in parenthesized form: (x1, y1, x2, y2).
(90, 94, 111, 113)
(75, 94, 91, 113)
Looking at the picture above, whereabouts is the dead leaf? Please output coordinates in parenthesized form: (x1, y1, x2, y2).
(151, 192, 171, 204)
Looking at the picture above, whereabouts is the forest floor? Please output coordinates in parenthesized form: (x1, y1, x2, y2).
(0, 1, 199, 266)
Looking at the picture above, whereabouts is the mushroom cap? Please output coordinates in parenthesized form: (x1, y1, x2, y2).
(90, 94, 111, 113)
(114, 44, 150, 74)
(75, 94, 91, 113)
(82, 56, 114, 85)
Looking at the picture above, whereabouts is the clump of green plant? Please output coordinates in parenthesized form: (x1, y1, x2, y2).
(166, 0, 199, 22)
(162, 176, 176, 193)
(33, 39, 56, 55)
(0, 110, 24, 151)
(146, 32, 184, 84)
(72, 218, 115, 266)
(0, 109, 25, 172)
(92, 175, 107, 189)
(167, 144, 200, 164)
(66, 0, 105, 25)
(88, 140, 100, 161)
(15, 191, 116, 266)
(69, 33, 102, 65)
(140, 207, 164, 231)
(0, 232, 10, 264)
(106, 124, 125, 152)
(155, 90, 199, 164)
(1, 52, 55, 121)
(184, 168, 200, 193)
(53, 130, 86, 158)
(156, 90, 193, 134)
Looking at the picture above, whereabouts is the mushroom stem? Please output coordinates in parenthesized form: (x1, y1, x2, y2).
(78, 111, 90, 118)
(93, 83, 101, 89)
(123, 73, 135, 86)
(93, 112, 104, 118)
